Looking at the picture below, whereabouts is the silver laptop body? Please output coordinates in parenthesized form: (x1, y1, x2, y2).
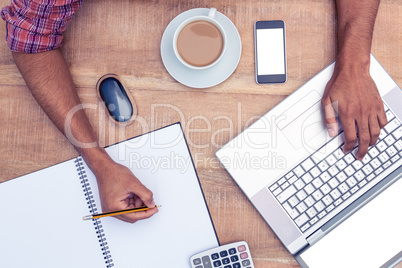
(216, 55, 401, 266)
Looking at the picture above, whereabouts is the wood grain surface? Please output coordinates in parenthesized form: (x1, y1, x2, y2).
(0, 0, 401, 267)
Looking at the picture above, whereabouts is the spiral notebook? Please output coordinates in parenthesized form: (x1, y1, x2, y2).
(0, 123, 218, 267)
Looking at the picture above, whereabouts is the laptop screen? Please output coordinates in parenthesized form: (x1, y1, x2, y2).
(298, 177, 402, 268)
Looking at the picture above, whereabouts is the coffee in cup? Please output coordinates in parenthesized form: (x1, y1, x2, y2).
(173, 8, 226, 70)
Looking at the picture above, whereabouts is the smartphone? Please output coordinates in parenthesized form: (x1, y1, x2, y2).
(254, 20, 287, 84)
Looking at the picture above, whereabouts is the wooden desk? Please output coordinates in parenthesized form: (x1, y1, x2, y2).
(0, 0, 401, 267)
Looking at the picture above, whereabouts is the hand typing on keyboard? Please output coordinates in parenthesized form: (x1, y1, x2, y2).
(269, 107, 401, 233)
(321, 64, 388, 160)
(320, 0, 388, 161)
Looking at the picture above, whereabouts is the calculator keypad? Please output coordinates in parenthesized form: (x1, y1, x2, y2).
(191, 241, 255, 268)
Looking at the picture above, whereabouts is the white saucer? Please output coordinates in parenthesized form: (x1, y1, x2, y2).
(161, 8, 242, 89)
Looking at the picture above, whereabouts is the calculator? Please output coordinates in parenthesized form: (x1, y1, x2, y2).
(190, 241, 255, 268)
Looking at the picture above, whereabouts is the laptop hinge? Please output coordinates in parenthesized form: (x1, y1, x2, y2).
(306, 229, 324, 246)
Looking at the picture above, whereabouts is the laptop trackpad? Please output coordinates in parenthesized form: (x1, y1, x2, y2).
(275, 91, 327, 150)
(298, 177, 402, 268)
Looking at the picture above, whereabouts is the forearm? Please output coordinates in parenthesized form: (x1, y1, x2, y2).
(323, 0, 386, 160)
(335, 0, 380, 68)
(12, 49, 110, 172)
(12, 49, 157, 221)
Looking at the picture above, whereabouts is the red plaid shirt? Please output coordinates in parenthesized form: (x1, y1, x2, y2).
(1, 0, 83, 53)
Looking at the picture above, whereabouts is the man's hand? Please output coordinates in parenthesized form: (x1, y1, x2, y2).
(94, 158, 159, 223)
(322, 63, 387, 160)
(12, 49, 158, 223)
(325, 0, 383, 160)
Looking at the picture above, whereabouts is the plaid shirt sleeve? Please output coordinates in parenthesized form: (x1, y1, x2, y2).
(1, 0, 83, 53)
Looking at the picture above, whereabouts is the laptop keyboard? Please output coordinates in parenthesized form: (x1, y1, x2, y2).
(268, 105, 401, 233)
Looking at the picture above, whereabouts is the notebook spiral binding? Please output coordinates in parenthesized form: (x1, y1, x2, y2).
(75, 157, 114, 268)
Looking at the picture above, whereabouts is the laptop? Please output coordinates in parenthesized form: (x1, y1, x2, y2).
(216, 55, 402, 268)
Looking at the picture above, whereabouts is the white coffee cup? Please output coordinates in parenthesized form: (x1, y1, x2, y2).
(173, 8, 227, 70)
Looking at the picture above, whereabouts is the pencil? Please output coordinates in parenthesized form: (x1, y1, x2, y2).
(82, 205, 161, 221)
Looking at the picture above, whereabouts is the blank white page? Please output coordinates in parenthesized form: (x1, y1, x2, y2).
(0, 160, 105, 267)
(300, 177, 402, 268)
(81, 123, 219, 267)
(0, 124, 218, 267)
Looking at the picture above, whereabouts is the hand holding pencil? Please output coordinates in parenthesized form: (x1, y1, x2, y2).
(91, 159, 159, 223)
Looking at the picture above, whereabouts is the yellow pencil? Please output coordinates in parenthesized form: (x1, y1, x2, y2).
(82, 205, 161, 221)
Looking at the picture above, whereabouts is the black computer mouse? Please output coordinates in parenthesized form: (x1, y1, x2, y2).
(97, 75, 136, 123)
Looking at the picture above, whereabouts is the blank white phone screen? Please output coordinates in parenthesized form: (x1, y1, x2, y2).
(256, 28, 285, 75)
